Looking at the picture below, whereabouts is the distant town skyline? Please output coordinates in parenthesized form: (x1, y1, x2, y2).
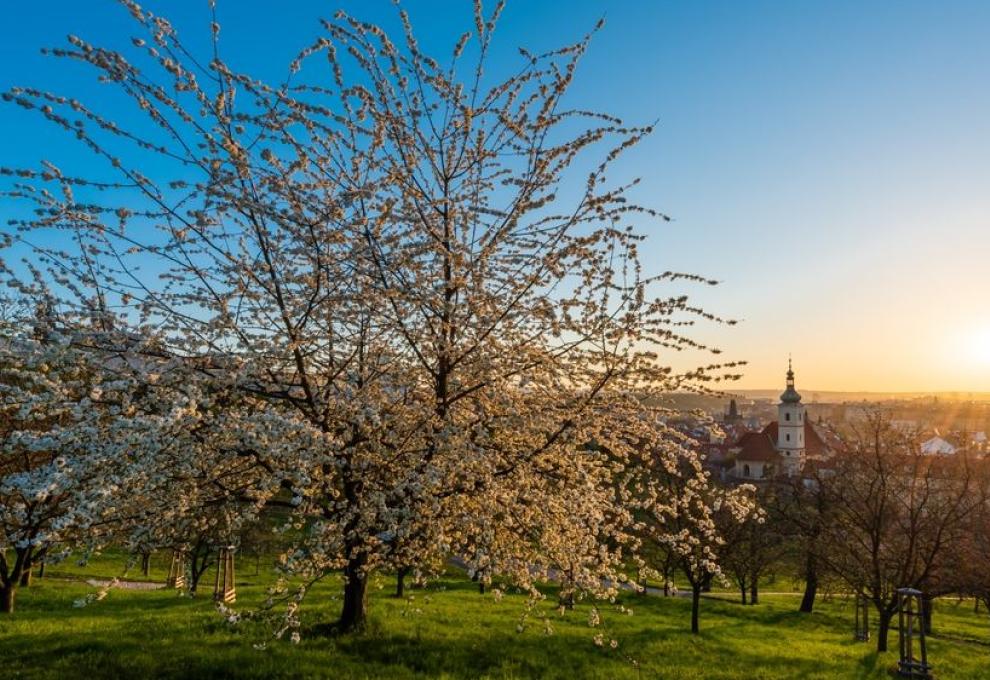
(0, 0, 987, 392)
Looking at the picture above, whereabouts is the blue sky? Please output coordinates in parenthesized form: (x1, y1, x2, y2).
(1, 1, 988, 391)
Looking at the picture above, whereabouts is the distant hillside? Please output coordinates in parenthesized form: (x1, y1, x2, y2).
(733, 390, 990, 403)
(648, 390, 990, 412)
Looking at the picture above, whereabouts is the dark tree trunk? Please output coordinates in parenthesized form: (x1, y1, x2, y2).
(749, 577, 759, 605)
(337, 554, 369, 633)
(922, 595, 933, 635)
(141, 553, 151, 577)
(395, 566, 409, 598)
(663, 581, 670, 597)
(189, 559, 207, 594)
(38, 562, 46, 578)
(187, 544, 214, 596)
(2, 548, 28, 613)
(799, 555, 818, 613)
(739, 581, 748, 605)
(0, 585, 14, 613)
(472, 567, 487, 594)
(19, 568, 32, 587)
(691, 584, 701, 634)
(877, 608, 894, 653)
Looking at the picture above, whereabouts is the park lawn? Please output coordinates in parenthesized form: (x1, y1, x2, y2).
(1, 556, 989, 679)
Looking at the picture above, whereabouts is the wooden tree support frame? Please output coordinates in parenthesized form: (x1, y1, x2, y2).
(166, 550, 186, 589)
(897, 588, 933, 679)
(213, 546, 236, 604)
(854, 592, 870, 642)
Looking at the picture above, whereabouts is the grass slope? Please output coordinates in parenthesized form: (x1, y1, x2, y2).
(1, 554, 988, 679)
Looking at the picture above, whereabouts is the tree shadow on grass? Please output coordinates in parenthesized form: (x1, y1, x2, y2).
(338, 626, 892, 680)
(5, 582, 984, 680)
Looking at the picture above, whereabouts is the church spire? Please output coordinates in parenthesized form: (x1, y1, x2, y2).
(777, 356, 806, 475)
(780, 357, 801, 404)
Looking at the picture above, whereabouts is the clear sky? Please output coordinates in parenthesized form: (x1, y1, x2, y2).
(1, 1, 988, 392)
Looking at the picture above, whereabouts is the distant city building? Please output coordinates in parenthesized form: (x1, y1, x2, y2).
(730, 361, 833, 480)
(919, 435, 957, 456)
(724, 398, 743, 425)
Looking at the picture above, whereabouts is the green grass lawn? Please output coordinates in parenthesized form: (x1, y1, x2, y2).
(1, 554, 989, 679)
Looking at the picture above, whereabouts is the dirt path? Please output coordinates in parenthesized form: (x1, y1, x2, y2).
(83, 578, 163, 591)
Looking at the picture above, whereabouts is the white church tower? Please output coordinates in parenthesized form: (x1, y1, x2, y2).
(777, 359, 805, 475)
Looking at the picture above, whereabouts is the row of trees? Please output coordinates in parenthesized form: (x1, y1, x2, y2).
(699, 416, 990, 652)
(0, 0, 749, 639)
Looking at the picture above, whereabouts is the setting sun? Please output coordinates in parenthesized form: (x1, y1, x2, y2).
(961, 325, 990, 366)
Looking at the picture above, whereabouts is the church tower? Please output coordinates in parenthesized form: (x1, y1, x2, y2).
(777, 359, 805, 475)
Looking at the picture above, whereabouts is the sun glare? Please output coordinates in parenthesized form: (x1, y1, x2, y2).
(962, 325, 990, 366)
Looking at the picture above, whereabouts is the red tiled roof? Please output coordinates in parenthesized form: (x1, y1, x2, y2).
(761, 421, 829, 456)
(733, 420, 832, 462)
(734, 431, 780, 462)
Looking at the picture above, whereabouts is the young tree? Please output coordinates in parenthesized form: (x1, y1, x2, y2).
(943, 460, 990, 620)
(0, 318, 149, 613)
(113, 382, 282, 595)
(720, 484, 779, 606)
(636, 439, 756, 633)
(1, 0, 738, 632)
(774, 466, 837, 613)
(821, 414, 980, 652)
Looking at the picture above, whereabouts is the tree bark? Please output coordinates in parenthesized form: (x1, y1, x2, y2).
(559, 589, 575, 610)
(395, 566, 408, 598)
(876, 608, 894, 653)
(190, 560, 207, 594)
(739, 582, 747, 605)
(141, 552, 151, 577)
(19, 568, 32, 587)
(799, 554, 818, 613)
(922, 595, 933, 635)
(749, 577, 759, 605)
(691, 584, 701, 634)
(472, 567, 487, 594)
(187, 544, 215, 595)
(2, 548, 28, 613)
(337, 554, 369, 633)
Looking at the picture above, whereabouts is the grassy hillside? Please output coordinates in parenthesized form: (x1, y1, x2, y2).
(1, 554, 988, 679)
